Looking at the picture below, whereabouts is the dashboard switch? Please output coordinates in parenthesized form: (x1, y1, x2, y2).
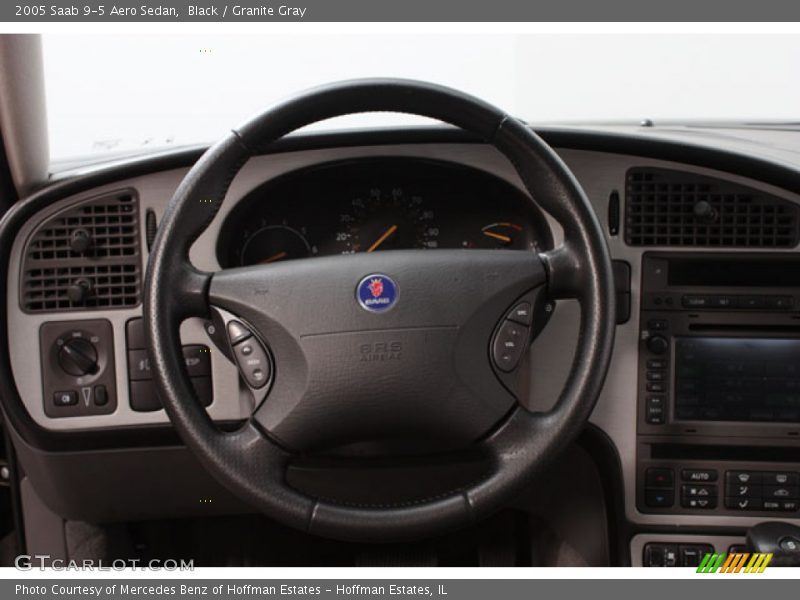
(58, 338, 99, 376)
(53, 391, 78, 407)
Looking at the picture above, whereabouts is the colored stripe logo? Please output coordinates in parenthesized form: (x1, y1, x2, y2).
(697, 553, 772, 573)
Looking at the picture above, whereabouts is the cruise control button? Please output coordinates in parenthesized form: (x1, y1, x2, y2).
(492, 320, 529, 373)
(227, 320, 253, 345)
(506, 302, 533, 325)
(53, 391, 78, 407)
(233, 338, 271, 389)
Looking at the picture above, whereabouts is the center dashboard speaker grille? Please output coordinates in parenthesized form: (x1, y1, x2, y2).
(21, 190, 142, 312)
(625, 168, 800, 248)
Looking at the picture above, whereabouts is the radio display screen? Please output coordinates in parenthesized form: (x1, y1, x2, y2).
(674, 337, 800, 422)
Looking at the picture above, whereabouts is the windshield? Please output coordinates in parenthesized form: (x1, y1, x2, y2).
(42, 33, 800, 167)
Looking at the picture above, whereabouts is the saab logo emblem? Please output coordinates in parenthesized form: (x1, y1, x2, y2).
(357, 274, 397, 312)
(697, 552, 772, 573)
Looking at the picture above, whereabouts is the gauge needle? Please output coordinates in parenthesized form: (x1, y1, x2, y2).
(367, 224, 398, 252)
(483, 231, 512, 243)
(261, 251, 288, 264)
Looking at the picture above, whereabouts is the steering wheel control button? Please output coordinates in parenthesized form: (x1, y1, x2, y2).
(506, 302, 533, 325)
(356, 274, 398, 312)
(492, 320, 529, 372)
(53, 391, 78, 407)
(227, 320, 253, 345)
(233, 337, 271, 389)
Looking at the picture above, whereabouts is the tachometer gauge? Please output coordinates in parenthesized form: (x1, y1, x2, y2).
(240, 225, 313, 265)
(334, 187, 439, 254)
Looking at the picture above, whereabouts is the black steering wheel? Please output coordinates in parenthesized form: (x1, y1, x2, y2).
(144, 79, 615, 543)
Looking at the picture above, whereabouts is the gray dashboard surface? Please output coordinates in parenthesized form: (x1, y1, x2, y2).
(5, 136, 800, 532)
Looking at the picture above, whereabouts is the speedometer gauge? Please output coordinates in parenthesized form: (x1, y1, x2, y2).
(334, 187, 440, 254)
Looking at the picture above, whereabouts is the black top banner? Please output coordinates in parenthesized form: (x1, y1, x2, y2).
(6, 0, 800, 21)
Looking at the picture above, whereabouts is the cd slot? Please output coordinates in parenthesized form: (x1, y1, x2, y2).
(651, 443, 800, 463)
(688, 323, 800, 333)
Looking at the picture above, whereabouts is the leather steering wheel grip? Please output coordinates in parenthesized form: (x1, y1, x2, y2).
(143, 78, 616, 543)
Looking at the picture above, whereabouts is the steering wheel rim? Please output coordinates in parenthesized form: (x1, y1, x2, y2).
(143, 79, 616, 543)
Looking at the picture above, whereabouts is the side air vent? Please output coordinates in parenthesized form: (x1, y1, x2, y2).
(21, 191, 142, 312)
(625, 168, 800, 248)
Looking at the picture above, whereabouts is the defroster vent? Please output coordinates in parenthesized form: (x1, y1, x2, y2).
(625, 168, 799, 248)
(21, 190, 142, 312)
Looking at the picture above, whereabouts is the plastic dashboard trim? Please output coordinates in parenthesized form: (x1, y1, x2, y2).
(3, 125, 800, 453)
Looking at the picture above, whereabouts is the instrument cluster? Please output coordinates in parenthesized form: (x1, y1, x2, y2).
(217, 158, 553, 267)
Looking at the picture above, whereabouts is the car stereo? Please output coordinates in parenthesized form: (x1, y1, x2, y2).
(637, 253, 800, 516)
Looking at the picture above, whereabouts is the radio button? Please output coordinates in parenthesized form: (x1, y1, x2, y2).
(726, 471, 762, 485)
(765, 295, 794, 310)
(646, 335, 669, 355)
(709, 295, 738, 308)
(647, 382, 666, 393)
(646, 404, 665, 424)
(682, 295, 710, 308)
(682, 469, 718, 483)
(647, 359, 667, 369)
(646, 371, 665, 382)
(739, 295, 767, 309)
(506, 302, 533, 325)
(647, 319, 668, 331)
(782, 501, 799, 512)
(725, 483, 762, 498)
(725, 497, 763, 510)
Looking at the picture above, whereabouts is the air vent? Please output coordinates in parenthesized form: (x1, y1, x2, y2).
(625, 168, 800, 248)
(21, 191, 142, 312)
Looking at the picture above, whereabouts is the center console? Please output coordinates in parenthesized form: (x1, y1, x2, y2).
(636, 253, 800, 518)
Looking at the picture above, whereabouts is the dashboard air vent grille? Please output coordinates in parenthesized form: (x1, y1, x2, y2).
(625, 168, 799, 248)
(21, 191, 142, 312)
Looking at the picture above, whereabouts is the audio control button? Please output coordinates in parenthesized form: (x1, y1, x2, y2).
(646, 335, 669, 355)
(233, 338, 271, 389)
(492, 320, 529, 372)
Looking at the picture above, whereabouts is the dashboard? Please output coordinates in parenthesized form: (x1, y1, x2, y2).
(4, 127, 800, 563)
(216, 158, 552, 267)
